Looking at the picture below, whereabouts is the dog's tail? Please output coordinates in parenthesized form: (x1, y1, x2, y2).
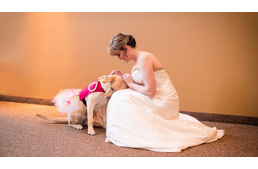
(36, 114, 68, 124)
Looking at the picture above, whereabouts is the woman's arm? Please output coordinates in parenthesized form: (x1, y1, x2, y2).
(110, 70, 124, 76)
(123, 55, 156, 97)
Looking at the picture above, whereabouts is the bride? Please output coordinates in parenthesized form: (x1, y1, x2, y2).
(105, 32, 224, 152)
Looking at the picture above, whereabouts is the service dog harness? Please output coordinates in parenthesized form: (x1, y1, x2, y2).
(79, 80, 105, 107)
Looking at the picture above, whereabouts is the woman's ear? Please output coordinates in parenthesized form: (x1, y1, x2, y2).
(123, 45, 128, 52)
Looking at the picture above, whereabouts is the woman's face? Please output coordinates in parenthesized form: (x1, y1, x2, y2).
(117, 50, 128, 62)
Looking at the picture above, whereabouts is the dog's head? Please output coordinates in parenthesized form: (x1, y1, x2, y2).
(100, 75, 128, 100)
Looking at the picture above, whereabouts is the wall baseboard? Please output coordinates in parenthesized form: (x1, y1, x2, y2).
(1, 94, 257, 126)
(180, 111, 258, 126)
(0, 94, 53, 106)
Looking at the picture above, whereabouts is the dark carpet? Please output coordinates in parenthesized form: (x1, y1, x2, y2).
(0, 101, 257, 157)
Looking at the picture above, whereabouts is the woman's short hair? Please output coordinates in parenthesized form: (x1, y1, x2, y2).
(109, 32, 136, 56)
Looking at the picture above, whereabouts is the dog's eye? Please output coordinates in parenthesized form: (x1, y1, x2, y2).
(111, 87, 114, 91)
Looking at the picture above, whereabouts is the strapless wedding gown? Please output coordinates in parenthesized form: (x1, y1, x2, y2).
(105, 69, 224, 152)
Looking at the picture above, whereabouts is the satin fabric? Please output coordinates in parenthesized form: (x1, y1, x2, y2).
(105, 69, 224, 152)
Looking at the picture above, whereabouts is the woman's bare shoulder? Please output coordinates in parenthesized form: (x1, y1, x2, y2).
(138, 51, 155, 61)
(139, 51, 163, 71)
(140, 51, 154, 57)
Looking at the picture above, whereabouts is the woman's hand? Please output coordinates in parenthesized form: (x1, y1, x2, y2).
(122, 73, 133, 86)
(111, 70, 124, 76)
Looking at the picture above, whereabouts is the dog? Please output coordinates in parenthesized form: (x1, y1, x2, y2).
(36, 74, 128, 135)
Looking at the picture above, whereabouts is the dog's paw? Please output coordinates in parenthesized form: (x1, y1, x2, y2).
(88, 128, 96, 135)
(74, 125, 83, 130)
(69, 124, 83, 130)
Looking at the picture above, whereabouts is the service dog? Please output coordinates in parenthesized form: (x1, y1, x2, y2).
(36, 74, 128, 135)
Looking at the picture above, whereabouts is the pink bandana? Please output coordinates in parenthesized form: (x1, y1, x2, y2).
(79, 80, 105, 101)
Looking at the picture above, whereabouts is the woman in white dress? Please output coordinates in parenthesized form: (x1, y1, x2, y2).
(105, 33, 224, 152)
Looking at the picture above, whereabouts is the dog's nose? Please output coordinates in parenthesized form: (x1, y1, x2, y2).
(106, 97, 110, 100)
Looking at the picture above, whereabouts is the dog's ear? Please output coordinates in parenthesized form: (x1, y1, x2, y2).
(102, 76, 116, 83)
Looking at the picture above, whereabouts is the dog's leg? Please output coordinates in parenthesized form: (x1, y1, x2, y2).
(68, 114, 83, 130)
(94, 109, 103, 127)
(87, 102, 96, 135)
(36, 114, 68, 123)
(101, 106, 107, 129)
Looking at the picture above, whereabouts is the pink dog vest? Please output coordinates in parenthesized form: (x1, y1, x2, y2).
(79, 80, 105, 101)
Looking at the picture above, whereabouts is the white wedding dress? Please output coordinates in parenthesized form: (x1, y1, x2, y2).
(105, 69, 224, 152)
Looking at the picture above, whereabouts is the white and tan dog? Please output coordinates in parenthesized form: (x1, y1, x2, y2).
(36, 74, 128, 135)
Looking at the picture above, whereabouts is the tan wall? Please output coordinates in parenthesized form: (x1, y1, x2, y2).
(0, 12, 257, 117)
